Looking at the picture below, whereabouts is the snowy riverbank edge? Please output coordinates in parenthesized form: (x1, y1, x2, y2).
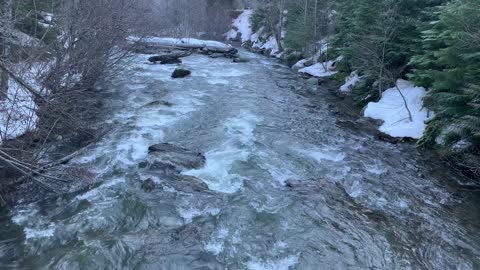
(226, 10, 431, 141)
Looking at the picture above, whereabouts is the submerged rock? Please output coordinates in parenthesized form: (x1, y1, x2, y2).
(141, 178, 156, 192)
(233, 58, 248, 63)
(172, 69, 191, 78)
(147, 143, 206, 170)
(143, 100, 174, 107)
(161, 58, 182, 65)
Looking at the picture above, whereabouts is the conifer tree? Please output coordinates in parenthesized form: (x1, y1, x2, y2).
(410, 0, 480, 157)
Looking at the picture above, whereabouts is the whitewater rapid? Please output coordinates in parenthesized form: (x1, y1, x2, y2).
(0, 50, 479, 270)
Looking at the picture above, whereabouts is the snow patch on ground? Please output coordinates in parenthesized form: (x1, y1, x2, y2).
(260, 36, 280, 56)
(340, 71, 361, 92)
(299, 61, 337, 77)
(0, 64, 47, 142)
(364, 79, 432, 139)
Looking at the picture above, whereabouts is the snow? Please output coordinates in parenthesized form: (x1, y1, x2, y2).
(364, 79, 432, 139)
(340, 71, 361, 92)
(226, 10, 253, 42)
(260, 36, 280, 55)
(40, 12, 54, 22)
(0, 64, 47, 142)
(292, 59, 308, 71)
(127, 36, 231, 49)
(299, 61, 337, 77)
(10, 29, 41, 47)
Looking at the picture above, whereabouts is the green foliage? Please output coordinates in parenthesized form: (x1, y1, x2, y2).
(332, 0, 446, 104)
(283, 0, 331, 56)
(12, 0, 60, 44)
(250, 8, 266, 33)
(411, 0, 480, 153)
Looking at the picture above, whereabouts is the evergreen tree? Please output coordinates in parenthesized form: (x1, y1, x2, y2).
(410, 0, 480, 158)
(332, 0, 445, 105)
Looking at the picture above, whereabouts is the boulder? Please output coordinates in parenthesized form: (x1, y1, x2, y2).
(169, 175, 210, 193)
(148, 143, 206, 170)
(142, 178, 156, 192)
(172, 69, 191, 78)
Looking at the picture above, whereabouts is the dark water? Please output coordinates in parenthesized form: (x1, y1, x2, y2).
(0, 51, 479, 269)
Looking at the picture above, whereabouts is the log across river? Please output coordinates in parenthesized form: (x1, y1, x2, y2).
(0, 49, 479, 269)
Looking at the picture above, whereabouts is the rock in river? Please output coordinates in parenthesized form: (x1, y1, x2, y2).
(147, 143, 206, 171)
(142, 178, 156, 192)
(172, 69, 191, 78)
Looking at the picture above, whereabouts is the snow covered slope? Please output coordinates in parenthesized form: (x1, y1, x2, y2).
(0, 65, 45, 142)
(226, 10, 253, 42)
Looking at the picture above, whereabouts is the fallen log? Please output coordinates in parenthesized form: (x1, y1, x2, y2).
(132, 41, 238, 57)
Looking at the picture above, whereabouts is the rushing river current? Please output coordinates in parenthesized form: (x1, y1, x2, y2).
(1, 50, 479, 269)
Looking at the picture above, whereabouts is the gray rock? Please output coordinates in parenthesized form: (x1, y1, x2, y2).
(172, 69, 191, 78)
(142, 178, 156, 192)
(148, 143, 206, 170)
(169, 175, 210, 193)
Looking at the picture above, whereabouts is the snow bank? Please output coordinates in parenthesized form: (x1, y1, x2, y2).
(0, 65, 46, 142)
(299, 61, 337, 77)
(127, 36, 231, 49)
(260, 36, 280, 56)
(364, 80, 432, 139)
(340, 71, 361, 92)
(226, 11, 282, 57)
(226, 10, 253, 42)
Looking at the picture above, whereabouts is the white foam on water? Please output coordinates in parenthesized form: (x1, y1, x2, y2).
(126, 84, 147, 90)
(11, 206, 38, 225)
(224, 111, 261, 145)
(184, 112, 262, 193)
(365, 162, 388, 175)
(205, 242, 224, 255)
(177, 207, 220, 224)
(24, 224, 56, 240)
(246, 255, 299, 270)
(184, 146, 248, 193)
(298, 147, 346, 162)
(346, 180, 363, 198)
(75, 178, 125, 201)
(207, 78, 230, 85)
(196, 66, 251, 78)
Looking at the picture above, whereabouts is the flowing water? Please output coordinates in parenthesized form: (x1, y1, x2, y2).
(0, 50, 479, 269)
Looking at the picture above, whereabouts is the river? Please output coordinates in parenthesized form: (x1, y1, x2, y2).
(0, 50, 479, 269)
